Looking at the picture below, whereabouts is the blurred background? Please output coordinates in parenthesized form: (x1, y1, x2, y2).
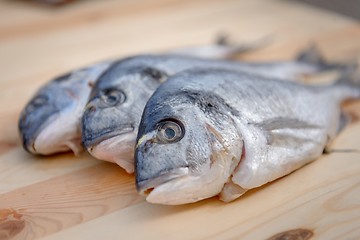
(1, 0, 359, 152)
(1, 0, 360, 156)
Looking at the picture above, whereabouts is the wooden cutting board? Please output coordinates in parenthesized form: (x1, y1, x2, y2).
(0, 0, 360, 239)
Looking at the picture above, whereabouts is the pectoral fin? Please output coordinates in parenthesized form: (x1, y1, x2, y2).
(254, 117, 324, 147)
(255, 117, 321, 131)
(219, 180, 247, 202)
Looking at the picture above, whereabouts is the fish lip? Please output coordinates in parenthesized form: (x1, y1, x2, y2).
(20, 112, 60, 154)
(83, 126, 135, 149)
(136, 167, 189, 195)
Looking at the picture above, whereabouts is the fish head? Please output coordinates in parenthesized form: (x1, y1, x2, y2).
(135, 87, 242, 205)
(82, 65, 168, 173)
(18, 72, 88, 155)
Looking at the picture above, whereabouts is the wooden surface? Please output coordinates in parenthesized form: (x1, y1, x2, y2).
(0, 0, 360, 239)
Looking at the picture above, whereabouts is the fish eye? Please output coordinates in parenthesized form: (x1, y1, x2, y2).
(156, 120, 184, 144)
(100, 88, 126, 107)
(29, 95, 48, 109)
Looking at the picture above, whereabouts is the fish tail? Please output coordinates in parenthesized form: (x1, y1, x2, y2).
(296, 44, 326, 66)
(335, 63, 360, 86)
(333, 62, 360, 99)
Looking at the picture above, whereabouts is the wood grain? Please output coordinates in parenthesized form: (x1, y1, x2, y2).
(0, 163, 143, 240)
(43, 150, 360, 240)
(0, 0, 360, 239)
(0, 151, 98, 195)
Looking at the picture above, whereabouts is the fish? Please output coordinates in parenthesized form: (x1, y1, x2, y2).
(82, 47, 342, 173)
(135, 67, 360, 205)
(18, 40, 260, 156)
(19, 61, 112, 155)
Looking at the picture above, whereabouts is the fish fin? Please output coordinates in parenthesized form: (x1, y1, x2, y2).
(338, 111, 351, 134)
(330, 63, 360, 100)
(254, 117, 321, 131)
(214, 33, 273, 57)
(142, 67, 169, 83)
(296, 44, 327, 67)
(65, 138, 83, 156)
(296, 44, 350, 72)
(323, 148, 360, 154)
(267, 133, 319, 149)
(170, 35, 271, 60)
(205, 123, 226, 146)
(219, 180, 247, 202)
(254, 117, 324, 147)
(334, 62, 360, 88)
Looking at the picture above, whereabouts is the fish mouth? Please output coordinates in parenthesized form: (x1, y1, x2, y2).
(21, 113, 60, 154)
(84, 126, 135, 149)
(136, 167, 189, 196)
(31, 112, 83, 155)
(88, 130, 137, 173)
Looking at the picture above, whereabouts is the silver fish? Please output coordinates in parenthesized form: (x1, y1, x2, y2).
(19, 61, 112, 155)
(135, 68, 359, 205)
(82, 48, 340, 173)
(18, 41, 255, 156)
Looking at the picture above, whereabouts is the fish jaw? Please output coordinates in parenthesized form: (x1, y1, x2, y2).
(137, 167, 189, 195)
(32, 112, 82, 155)
(136, 152, 234, 205)
(87, 131, 137, 173)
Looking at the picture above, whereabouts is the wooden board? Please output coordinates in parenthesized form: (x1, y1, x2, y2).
(0, 0, 360, 239)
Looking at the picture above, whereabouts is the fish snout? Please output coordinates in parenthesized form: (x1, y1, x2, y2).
(81, 108, 103, 149)
(20, 132, 36, 154)
(136, 176, 164, 196)
(18, 110, 59, 154)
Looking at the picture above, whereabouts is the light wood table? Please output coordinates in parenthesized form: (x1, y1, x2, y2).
(0, 0, 360, 239)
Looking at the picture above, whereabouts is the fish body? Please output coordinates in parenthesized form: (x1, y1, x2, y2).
(19, 61, 112, 155)
(135, 68, 360, 205)
(82, 51, 339, 173)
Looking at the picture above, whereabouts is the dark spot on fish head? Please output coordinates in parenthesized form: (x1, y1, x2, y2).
(142, 67, 168, 83)
(266, 228, 314, 240)
(0, 208, 26, 239)
(207, 103, 214, 108)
